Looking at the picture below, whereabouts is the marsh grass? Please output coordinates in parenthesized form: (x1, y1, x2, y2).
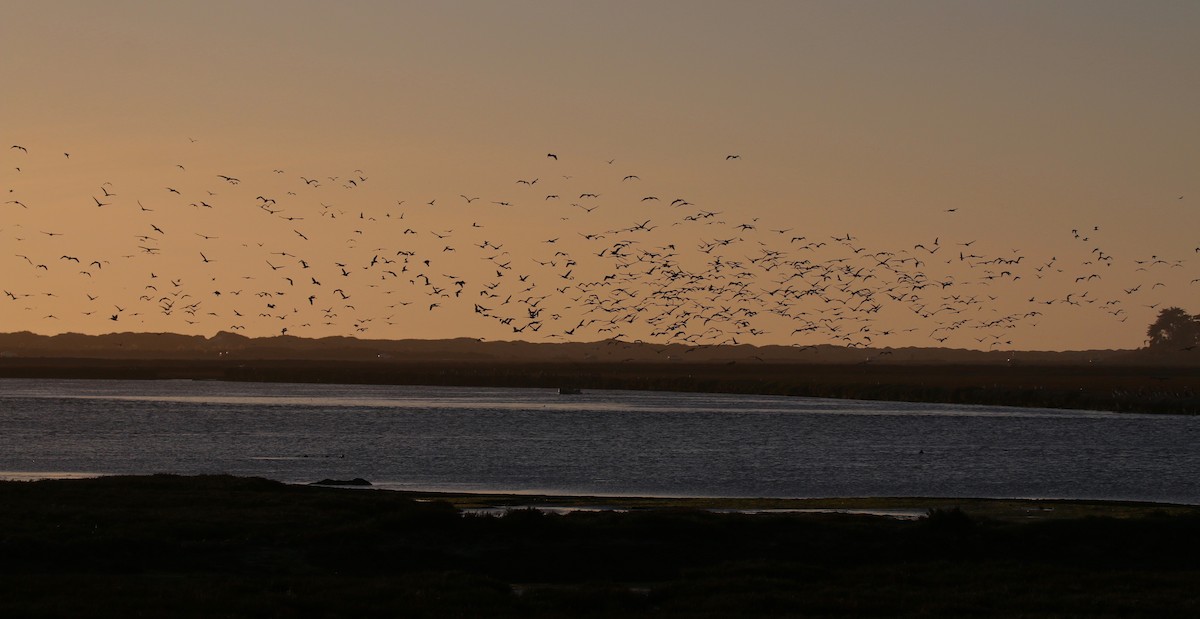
(2, 475, 1199, 617)
(5, 359, 1198, 413)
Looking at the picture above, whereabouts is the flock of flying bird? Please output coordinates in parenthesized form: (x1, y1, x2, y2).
(2, 141, 1197, 352)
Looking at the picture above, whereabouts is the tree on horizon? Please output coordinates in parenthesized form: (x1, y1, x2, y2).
(1145, 307, 1200, 350)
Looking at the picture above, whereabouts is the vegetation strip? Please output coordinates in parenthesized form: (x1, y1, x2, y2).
(2, 358, 1198, 413)
(2, 474, 1199, 617)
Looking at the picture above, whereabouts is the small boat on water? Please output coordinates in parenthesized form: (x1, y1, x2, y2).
(558, 387, 582, 395)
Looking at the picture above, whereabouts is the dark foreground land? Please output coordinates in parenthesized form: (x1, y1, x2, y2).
(3, 475, 1199, 618)
(2, 357, 1198, 414)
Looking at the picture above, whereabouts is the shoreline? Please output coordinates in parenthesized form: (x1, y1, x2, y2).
(2, 356, 1198, 414)
(383, 489, 1200, 521)
(5, 472, 1197, 519)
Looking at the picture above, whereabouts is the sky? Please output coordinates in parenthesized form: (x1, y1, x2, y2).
(2, 1, 1197, 351)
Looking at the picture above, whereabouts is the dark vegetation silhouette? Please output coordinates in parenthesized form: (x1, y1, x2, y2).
(1147, 307, 1200, 350)
(1, 475, 1199, 618)
(4, 354, 1197, 413)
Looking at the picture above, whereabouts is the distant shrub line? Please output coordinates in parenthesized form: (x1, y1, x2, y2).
(2, 358, 1196, 413)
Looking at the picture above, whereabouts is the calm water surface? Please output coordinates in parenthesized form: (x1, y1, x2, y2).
(2, 378, 1198, 503)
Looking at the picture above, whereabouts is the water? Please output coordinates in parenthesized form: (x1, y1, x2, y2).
(2, 378, 1198, 503)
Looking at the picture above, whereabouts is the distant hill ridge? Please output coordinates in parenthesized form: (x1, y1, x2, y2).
(0, 330, 1191, 366)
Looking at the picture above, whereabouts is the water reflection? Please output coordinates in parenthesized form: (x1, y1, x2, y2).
(1, 378, 1198, 503)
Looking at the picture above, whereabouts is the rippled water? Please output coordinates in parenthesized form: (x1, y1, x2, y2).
(2, 378, 1198, 503)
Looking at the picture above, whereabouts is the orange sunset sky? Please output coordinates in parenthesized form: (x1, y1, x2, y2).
(2, 1, 1197, 351)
